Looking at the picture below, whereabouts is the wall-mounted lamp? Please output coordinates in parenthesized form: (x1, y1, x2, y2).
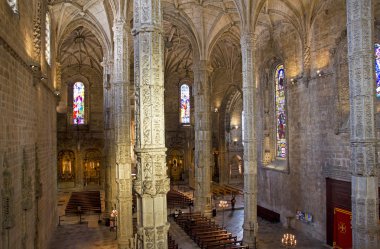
(214, 107, 219, 113)
(290, 78, 297, 84)
(316, 70, 323, 77)
(53, 90, 60, 96)
(41, 76, 47, 81)
(30, 64, 40, 72)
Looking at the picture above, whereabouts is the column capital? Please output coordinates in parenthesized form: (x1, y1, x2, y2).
(240, 32, 257, 49)
(192, 60, 213, 74)
(113, 18, 128, 29)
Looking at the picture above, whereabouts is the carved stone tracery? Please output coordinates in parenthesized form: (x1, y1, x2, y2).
(346, 0, 379, 248)
(33, 1, 42, 62)
(133, 0, 169, 247)
(2, 154, 14, 230)
(21, 149, 32, 211)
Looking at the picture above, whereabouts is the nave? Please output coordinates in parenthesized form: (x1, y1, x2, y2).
(50, 187, 327, 249)
(1, 0, 380, 248)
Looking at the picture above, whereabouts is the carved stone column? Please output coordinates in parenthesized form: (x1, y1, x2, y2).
(113, 19, 133, 249)
(241, 33, 258, 249)
(102, 58, 113, 213)
(132, 0, 170, 247)
(101, 58, 113, 211)
(193, 60, 213, 216)
(346, 0, 379, 248)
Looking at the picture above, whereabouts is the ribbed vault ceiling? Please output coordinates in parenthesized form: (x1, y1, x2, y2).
(59, 26, 103, 74)
(163, 20, 193, 76)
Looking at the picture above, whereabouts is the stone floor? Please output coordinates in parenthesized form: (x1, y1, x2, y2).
(50, 216, 118, 249)
(49, 210, 330, 249)
(206, 209, 330, 249)
(51, 187, 331, 249)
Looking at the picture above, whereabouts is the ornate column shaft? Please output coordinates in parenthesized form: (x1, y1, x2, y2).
(113, 19, 133, 249)
(193, 60, 213, 216)
(346, 0, 379, 248)
(241, 33, 258, 249)
(132, 0, 170, 247)
(102, 58, 113, 212)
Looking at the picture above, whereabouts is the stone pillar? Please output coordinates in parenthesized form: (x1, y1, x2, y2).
(132, 0, 170, 247)
(193, 60, 213, 216)
(113, 19, 133, 249)
(241, 33, 258, 249)
(346, 0, 380, 248)
(102, 59, 113, 212)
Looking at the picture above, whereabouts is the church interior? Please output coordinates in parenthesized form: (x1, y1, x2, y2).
(0, 0, 379, 248)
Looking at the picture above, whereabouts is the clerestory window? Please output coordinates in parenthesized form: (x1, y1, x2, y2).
(45, 12, 51, 65)
(73, 82, 85, 124)
(275, 65, 287, 159)
(180, 84, 191, 125)
(7, 0, 18, 14)
(375, 43, 380, 98)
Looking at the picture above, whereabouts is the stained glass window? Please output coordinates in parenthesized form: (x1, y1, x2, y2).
(180, 84, 190, 124)
(7, 0, 18, 13)
(375, 44, 380, 98)
(73, 82, 85, 124)
(45, 13, 51, 65)
(275, 65, 286, 158)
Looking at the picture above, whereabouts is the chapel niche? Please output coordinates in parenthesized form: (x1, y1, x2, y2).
(57, 150, 75, 184)
(222, 87, 243, 185)
(229, 154, 243, 184)
(167, 149, 184, 182)
(83, 149, 101, 186)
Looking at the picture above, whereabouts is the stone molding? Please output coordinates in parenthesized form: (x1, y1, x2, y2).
(0, 37, 33, 73)
(346, 0, 379, 248)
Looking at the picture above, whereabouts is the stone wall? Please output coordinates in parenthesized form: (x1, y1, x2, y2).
(0, 1, 57, 249)
(254, 0, 353, 241)
(57, 65, 104, 189)
(164, 72, 194, 183)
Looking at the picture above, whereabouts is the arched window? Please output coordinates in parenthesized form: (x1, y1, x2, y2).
(7, 0, 18, 13)
(375, 43, 380, 98)
(180, 84, 190, 124)
(45, 12, 51, 65)
(275, 65, 286, 158)
(73, 82, 85, 124)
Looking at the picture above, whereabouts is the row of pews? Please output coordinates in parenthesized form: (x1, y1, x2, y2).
(175, 212, 248, 249)
(65, 190, 101, 215)
(167, 188, 193, 209)
(212, 183, 243, 197)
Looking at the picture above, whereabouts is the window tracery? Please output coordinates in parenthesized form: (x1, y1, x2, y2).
(275, 65, 287, 158)
(180, 84, 190, 124)
(7, 0, 18, 14)
(45, 12, 51, 65)
(73, 82, 85, 124)
(375, 43, 380, 98)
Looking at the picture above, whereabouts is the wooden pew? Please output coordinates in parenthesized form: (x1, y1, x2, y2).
(173, 212, 248, 249)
